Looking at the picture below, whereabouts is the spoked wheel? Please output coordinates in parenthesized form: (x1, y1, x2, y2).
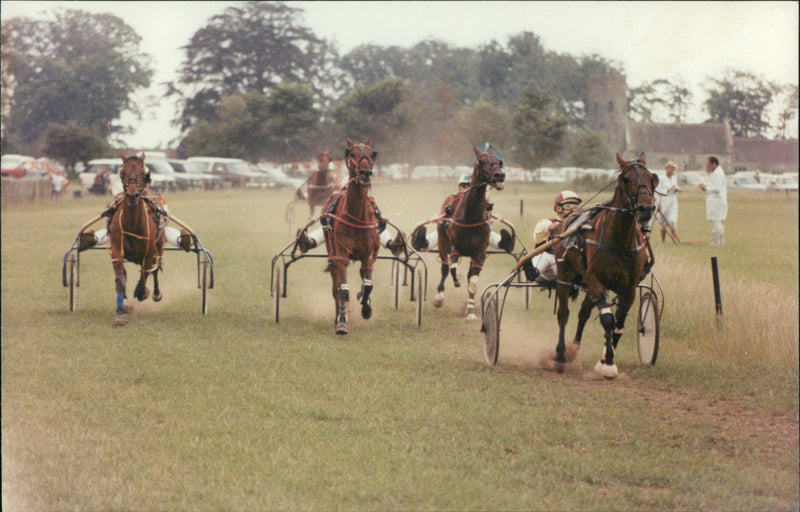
(482, 290, 500, 366)
(392, 260, 401, 310)
(415, 268, 424, 327)
(637, 291, 660, 366)
(68, 256, 77, 311)
(272, 266, 282, 323)
(200, 261, 209, 315)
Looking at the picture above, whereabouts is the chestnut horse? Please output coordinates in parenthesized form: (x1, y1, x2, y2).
(108, 151, 165, 326)
(553, 153, 658, 378)
(433, 146, 505, 320)
(322, 138, 381, 335)
(305, 151, 339, 217)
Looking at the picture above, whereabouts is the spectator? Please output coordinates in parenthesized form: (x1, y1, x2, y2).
(655, 161, 680, 243)
(698, 156, 728, 246)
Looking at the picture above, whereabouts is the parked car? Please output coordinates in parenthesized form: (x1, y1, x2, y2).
(768, 173, 798, 192)
(537, 167, 566, 184)
(170, 159, 222, 190)
(80, 159, 123, 196)
(727, 172, 768, 191)
(256, 163, 292, 188)
(143, 160, 180, 192)
(1, 154, 36, 177)
(185, 157, 268, 188)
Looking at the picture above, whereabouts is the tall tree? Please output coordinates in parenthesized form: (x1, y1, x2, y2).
(512, 81, 568, 171)
(703, 69, 773, 138)
(629, 78, 693, 123)
(43, 123, 112, 175)
(2, 9, 153, 153)
(569, 129, 611, 168)
(770, 83, 798, 139)
(169, 1, 338, 132)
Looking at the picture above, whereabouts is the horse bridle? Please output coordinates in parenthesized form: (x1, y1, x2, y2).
(120, 156, 147, 199)
(618, 161, 656, 231)
(466, 153, 505, 193)
(345, 144, 374, 184)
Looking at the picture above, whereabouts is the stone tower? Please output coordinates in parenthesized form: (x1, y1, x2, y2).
(587, 74, 628, 157)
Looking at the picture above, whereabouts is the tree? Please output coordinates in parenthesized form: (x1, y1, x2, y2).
(43, 123, 112, 176)
(2, 9, 153, 152)
(570, 129, 611, 168)
(169, 1, 337, 132)
(629, 78, 693, 123)
(179, 84, 320, 162)
(454, 100, 512, 155)
(770, 84, 798, 139)
(703, 70, 773, 138)
(512, 81, 568, 172)
(331, 79, 406, 163)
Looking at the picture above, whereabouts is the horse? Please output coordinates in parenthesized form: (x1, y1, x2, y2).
(552, 153, 658, 378)
(322, 138, 381, 335)
(305, 150, 339, 217)
(108, 151, 166, 326)
(433, 145, 505, 320)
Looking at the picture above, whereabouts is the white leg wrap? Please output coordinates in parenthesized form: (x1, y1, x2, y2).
(165, 226, 181, 246)
(614, 327, 624, 334)
(95, 229, 109, 245)
(468, 275, 479, 295)
(600, 307, 613, 315)
(309, 228, 326, 246)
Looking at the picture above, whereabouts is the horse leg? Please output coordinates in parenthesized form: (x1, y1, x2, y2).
(133, 268, 150, 302)
(113, 259, 128, 326)
(611, 291, 636, 350)
(592, 296, 619, 379)
(464, 259, 483, 321)
(151, 267, 162, 302)
(329, 262, 349, 335)
(554, 285, 570, 371)
(357, 264, 374, 320)
(449, 255, 461, 288)
(565, 294, 594, 362)
(433, 262, 449, 308)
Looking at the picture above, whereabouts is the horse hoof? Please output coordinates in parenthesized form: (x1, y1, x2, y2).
(152, 291, 162, 302)
(565, 342, 581, 362)
(453, 280, 461, 288)
(432, 293, 444, 308)
(361, 304, 372, 319)
(465, 313, 477, 321)
(594, 361, 619, 379)
(335, 322, 349, 335)
(554, 361, 566, 373)
(114, 314, 128, 326)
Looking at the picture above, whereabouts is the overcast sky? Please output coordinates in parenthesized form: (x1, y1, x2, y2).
(3, 1, 798, 148)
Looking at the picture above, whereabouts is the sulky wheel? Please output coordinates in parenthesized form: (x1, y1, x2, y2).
(637, 291, 660, 366)
(68, 256, 78, 311)
(392, 260, 401, 310)
(272, 266, 281, 324)
(415, 268, 424, 327)
(201, 261, 209, 315)
(482, 291, 500, 366)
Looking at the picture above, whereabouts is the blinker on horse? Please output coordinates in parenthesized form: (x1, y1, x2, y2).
(433, 145, 505, 320)
(553, 153, 658, 378)
(322, 137, 382, 335)
(109, 151, 166, 326)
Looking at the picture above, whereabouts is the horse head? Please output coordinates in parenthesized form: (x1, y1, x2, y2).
(345, 137, 376, 185)
(318, 150, 332, 172)
(615, 152, 659, 229)
(119, 150, 149, 207)
(472, 146, 505, 190)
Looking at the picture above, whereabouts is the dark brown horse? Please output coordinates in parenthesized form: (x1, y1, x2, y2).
(553, 153, 658, 378)
(305, 151, 339, 217)
(108, 151, 165, 326)
(433, 146, 505, 320)
(322, 138, 381, 334)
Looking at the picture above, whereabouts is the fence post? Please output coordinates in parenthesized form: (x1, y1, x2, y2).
(711, 256, 723, 329)
(519, 199, 524, 219)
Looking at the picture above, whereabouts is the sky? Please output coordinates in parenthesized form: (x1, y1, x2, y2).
(2, 1, 798, 148)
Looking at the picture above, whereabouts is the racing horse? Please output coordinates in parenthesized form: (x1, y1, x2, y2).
(305, 150, 339, 217)
(322, 138, 381, 335)
(433, 146, 505, 320)
(553, 153, 658, 378)
(108, 151, 165, 326)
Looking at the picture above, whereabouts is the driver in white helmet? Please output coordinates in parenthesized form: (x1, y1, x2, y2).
(521, 190, 582, 283)
(411, 174, 513, 252)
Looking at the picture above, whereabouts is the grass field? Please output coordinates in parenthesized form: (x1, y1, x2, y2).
(2, 180, 798, 511)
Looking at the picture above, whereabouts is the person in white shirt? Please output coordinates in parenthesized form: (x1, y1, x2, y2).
(521, 190, 582, 283)
(698, 156, 728, 246)
(655, 161, 680, 243)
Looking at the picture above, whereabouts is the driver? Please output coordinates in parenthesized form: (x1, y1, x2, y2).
(411, 174, 514, 252)
(521, 190, 582, 283)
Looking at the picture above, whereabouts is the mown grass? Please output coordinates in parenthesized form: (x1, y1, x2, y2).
(2, 181, 797, 511)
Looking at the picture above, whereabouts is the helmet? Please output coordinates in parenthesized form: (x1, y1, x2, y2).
(554, 190, 581, 210)
(458, 175, 471, 187)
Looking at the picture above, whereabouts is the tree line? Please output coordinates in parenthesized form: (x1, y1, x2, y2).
(2, 2, 797, 175)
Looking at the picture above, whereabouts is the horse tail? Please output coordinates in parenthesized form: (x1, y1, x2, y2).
(569, 286, 580, 302)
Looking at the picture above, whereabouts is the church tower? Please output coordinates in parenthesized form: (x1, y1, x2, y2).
(587, 74, 628, 157)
